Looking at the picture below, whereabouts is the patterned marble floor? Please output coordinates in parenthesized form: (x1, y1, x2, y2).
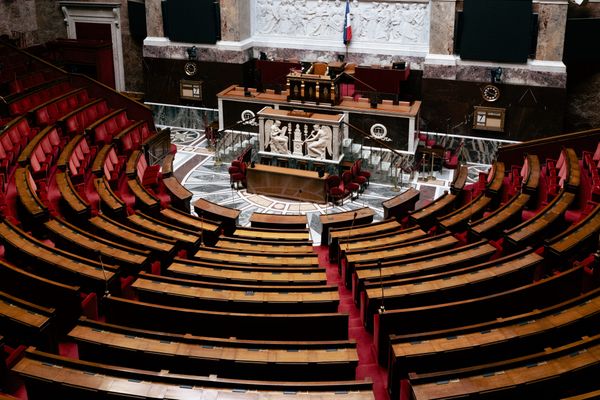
(169, 127, 489, 244)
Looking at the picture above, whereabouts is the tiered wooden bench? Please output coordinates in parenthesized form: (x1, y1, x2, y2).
(353, 241, 499, 305)
(0, 220, 120, 297)
(192, 246, 320, 268)
(44, 217, 150, 273)
(104, 295, 349, 341)
(361, 248, 543, 330)
(342, 233, 460, 288)
(0, 291, 56, 352)
(249, 212, 308, 229)
(409, 334, 600, 400)
(193, 197, 240, 235)
(329, 218, 404, 263)
(88, 214, 176, 261)
(232, 226, 312, 242)
(374, 262, 585, 365)
(166, 258, 327, 286)
(320, 207, 375, 246)
(215, 236, 314, 253)
(131, 272, 339, 314)
(13, 347, 375, 400)
(382, 187, 420, 220)
(387, 287, 600, 400)
(68, 317, 359, 381)
(409, 191, 456, 229)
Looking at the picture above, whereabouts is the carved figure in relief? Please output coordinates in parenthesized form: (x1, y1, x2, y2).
(374, 3, 391, 40)
(362, 3, 379, 39)
(325, 4, 344, 36)
(279, 0, 295, 35)
(304, 124, 331, 159)
(269, 120, 290, 154)
(258, 0, 278, 34)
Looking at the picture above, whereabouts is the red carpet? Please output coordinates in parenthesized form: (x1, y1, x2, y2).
(314, 245, 389, 400)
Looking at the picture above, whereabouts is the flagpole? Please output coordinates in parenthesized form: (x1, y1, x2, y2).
(343, 0, 352, 61)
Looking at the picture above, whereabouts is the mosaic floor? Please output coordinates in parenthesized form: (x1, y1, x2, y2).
(169, 127, 489, 244)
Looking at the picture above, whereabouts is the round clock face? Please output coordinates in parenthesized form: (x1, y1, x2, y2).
(482, 84, 500, 102)
(184, 62, 198, 76)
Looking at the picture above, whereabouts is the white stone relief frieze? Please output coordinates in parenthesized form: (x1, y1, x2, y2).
(254, 0, 429, 47)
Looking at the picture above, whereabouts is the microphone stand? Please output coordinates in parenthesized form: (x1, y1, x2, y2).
(345, 211, 358, 253)
(378, 260, 385, 313)
(199, 209, 203, 246)
(96, 250, 110, 298)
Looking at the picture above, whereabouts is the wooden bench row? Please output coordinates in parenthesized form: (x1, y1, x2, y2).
(69, 316, 359, 382)
(13, 347, 374, 400)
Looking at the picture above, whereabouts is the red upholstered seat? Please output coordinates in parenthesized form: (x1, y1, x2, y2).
(342, 171, 359, 200)
(351, 160, 368, 191)
(326, 175, 346, 205)
(231, 162, 247, 189)
(356, 159, 371, 182)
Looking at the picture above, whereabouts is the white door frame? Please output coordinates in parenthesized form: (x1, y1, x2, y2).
(59, 1, 125, 91)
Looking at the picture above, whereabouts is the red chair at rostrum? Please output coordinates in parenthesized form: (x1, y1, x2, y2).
(326, 175, 346, 206)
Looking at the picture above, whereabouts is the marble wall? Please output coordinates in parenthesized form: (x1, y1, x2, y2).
(563, 2, 600, 131)
(428, 0, 456, 56)
(535, 2, 569, 62)
(221, 0, 252, 42)
(118, 0, 144, 92)
(145, 0, 164, 38)
(0, 0, 65, 47)
(0, 0, 144, 93)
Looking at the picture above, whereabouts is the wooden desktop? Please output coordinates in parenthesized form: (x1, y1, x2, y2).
(246, 164, 328, 203)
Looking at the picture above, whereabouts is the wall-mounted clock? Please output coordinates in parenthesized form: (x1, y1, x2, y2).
(482, 84, 500, 102)
(184, 61, 198, 77)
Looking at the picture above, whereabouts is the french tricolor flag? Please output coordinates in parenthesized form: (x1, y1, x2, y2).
(343, 0, 352, 45)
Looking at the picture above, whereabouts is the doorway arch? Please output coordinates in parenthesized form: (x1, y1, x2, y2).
(59, 1, 125, 91)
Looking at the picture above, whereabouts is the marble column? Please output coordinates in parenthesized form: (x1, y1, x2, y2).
(145, 0, 164, 38)
(220, 0, 251, 42)
(534, 0, 569, 62)
(428, 0, 458, 56)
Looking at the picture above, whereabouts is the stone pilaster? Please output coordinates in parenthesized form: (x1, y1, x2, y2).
(220, 0, 251, 42)
(145, 0, 164, 38)
(428, 0, 458, 56)
(534, 0, 569, 62)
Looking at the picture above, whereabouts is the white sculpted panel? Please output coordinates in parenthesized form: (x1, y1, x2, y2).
(254, 0, 429, 46)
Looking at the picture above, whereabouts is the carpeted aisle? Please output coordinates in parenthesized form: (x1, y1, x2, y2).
(314, 245, 389, 400)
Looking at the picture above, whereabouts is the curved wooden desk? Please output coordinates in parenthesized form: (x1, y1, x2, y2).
(247, 164, 328, 203)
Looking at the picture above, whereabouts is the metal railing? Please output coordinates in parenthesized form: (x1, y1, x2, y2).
(214, 115, 260, 165)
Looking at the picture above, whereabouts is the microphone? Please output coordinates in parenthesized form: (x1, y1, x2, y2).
(97, 180, 103, 215)
(199, 209, 204, 246)
(345, 211, 358, 253)
(378, 260, 385, 314)
(95, 249, 110, 298)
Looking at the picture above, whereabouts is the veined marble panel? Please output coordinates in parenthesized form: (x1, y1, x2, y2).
(424, 61, 567, 88)
(253, 0, 430, 52)
(148, 103, 219, 131)
(254, 46, 426, 69)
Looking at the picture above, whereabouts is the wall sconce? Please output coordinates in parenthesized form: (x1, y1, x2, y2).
(186, 46, 197, 60)
(491, 67, 503, 84)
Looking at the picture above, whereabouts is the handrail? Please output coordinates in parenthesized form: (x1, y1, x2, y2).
(214, 114, 259, 163)
(497, 128, 600, 167)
